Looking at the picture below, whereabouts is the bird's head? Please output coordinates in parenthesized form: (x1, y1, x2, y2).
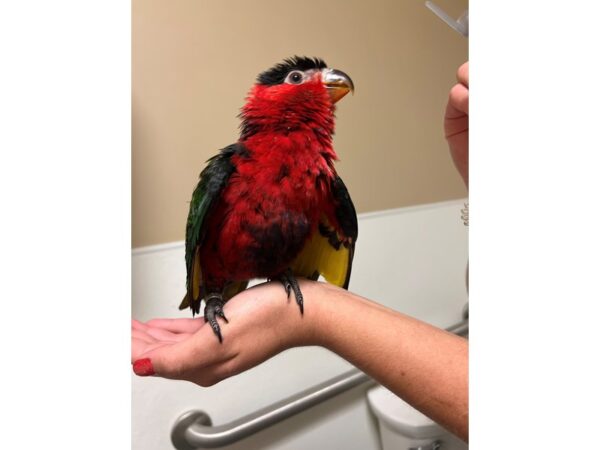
(240, 56, 354, 140)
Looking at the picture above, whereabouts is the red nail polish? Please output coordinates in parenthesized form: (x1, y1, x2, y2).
(133, 358, 155, 376)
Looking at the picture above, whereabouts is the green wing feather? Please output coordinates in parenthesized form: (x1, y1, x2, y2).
(179, 144, 244, 314)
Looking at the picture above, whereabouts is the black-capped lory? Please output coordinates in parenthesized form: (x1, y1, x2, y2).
(180, 57, 358, 342)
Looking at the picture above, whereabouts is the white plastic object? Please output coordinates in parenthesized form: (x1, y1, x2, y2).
(425, 1, 469, 37)
(367, 386, 468, 450)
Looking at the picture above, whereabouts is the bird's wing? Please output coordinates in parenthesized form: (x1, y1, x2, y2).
(291, 175, 358, 289)
(179, 143, 246, 314)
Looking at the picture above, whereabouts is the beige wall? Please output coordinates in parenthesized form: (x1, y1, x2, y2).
(133, 0, 468, 248)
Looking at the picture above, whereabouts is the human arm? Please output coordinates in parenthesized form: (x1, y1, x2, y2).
(132, 280, 468, 441)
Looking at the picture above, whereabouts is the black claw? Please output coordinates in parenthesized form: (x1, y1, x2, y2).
(296, 291, 304, 315)
(204, 294, 227, 343)
(208, 318, 223, 343)
(218, 309, 229, 324)
(277, 270, 304, 315)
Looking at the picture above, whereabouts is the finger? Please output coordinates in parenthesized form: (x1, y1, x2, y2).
(133, 326, 233, 379)
(145, 326, 191, 342)
(448, 83, 469, 116)
(132, 319, 149, 331)
(132, 337, 160, 362)
(132, 329, 156, 344)
(131, 338, 148, 362)
(146, 318, 206, 334)
(132, 339, 172, 364)
(457, 61, 469, 87)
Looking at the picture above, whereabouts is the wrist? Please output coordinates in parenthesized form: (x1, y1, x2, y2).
(282, 280, 330, 347)
(296, 280, 352, 349)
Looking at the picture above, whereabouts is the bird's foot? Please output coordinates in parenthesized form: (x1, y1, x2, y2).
(276, 269, 304, 314)
(204, 293, 228, 343)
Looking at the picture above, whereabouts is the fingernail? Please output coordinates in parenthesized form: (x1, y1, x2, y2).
(133, 358, 155, 376)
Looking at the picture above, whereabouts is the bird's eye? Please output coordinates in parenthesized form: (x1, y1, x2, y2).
(286, 71, 304, 85)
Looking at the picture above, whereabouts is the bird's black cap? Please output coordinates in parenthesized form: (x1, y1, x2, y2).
(257, 56, 328, 86)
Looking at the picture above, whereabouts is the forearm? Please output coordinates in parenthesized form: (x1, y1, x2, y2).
(304, 282, 468, 441)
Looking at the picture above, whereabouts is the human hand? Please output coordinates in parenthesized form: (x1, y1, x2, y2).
(444, 62, 469, 187)
(132, 281, 469, 440)
(131, 281, 321, 386)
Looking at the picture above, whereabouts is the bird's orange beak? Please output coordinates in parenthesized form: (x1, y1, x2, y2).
(322, 68, 354, 103)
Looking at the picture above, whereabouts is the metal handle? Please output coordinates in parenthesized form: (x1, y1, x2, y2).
(171, 369, 373, 449)
(172, 319, 468, 449)
(409, 440, 442, 450)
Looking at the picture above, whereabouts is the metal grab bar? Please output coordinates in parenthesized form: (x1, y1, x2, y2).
(171, 318, 469, 449)
(171, 369, 374, 449)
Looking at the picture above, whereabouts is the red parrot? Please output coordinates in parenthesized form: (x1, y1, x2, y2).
(180, 56, 357, 342)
